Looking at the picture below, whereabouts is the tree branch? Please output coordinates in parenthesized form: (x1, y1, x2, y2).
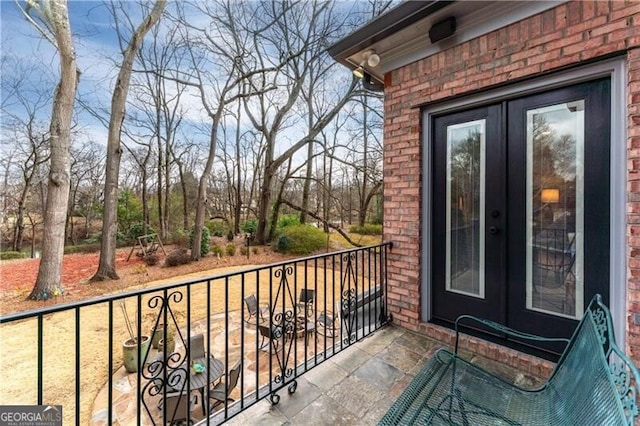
(280, 199, 362, 247)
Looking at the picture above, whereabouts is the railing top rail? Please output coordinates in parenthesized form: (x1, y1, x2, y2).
(0, 242, 391, 324)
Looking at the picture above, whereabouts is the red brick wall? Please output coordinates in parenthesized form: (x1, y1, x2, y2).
(384, 0, 640, 365)
(628, 46, 640, 361)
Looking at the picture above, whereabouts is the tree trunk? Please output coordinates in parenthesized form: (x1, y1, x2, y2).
(300, 142, 313, 224)
(176, 158, 189, 231)
(268, 159, 292, 241)
(163, 136, 170, 238)
(91, 0, 166, 281)
(234, 100, 242, 234)
(359, 93, 368, 227)
(156, 95, 163, 238)
(191, 121, 218, 261)
(12, 198, 26, 252)
(256, 163, 274, 245)
(141, 162, 148, 236)
(300, 96, 315, 224)
(28, 0, 79, 300)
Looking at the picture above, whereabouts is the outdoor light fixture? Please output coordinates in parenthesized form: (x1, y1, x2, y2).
(352, 50, 380, 80)
(364, 50, 380, 67)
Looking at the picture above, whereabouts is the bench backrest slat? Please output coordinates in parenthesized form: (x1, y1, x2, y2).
(546, 295, 640, 425)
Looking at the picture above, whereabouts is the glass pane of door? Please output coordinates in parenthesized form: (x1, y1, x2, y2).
(446, 120, 485, 298)
(526, 101, 584, 318)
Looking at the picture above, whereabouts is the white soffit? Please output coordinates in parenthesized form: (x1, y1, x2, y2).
(348, 1, 566, 83)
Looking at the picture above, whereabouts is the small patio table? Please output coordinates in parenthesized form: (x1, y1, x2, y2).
(173, 355, 224, 415)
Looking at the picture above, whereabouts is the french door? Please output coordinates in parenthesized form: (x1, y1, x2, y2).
(431, 79, 610, 354)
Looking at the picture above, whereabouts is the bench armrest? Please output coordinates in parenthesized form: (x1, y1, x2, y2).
(454, 315, 570, 355)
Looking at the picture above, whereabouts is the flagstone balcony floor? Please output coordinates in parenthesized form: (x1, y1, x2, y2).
(216, 325, 545, 425)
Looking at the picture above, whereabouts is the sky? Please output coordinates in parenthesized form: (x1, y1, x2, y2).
(0, 0, 383, 184)
(1, 0, 123, 148)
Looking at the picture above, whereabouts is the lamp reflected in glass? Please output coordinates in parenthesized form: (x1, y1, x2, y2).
(541, 188, 560, 204)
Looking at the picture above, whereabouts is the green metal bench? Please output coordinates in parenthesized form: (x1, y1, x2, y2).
(380, 294, 640, 425)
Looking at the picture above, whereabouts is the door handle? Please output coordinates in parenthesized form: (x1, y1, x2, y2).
(489, 226, 499, 235)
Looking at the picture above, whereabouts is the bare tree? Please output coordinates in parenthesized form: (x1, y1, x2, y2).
(121, 134, 153, 236)
(91, 0, 166, 282)
(2, 120, 50, 252)
(240, 1, 359, 243)
(1, 57, 56, 252)
(351, 92, 384, 226)
(168, 0, 287, 260)
(15, 0, 81, 300)
(169, 137, 199, 231)
(132, 20, 187, 239)
(67, 141, 104, 244)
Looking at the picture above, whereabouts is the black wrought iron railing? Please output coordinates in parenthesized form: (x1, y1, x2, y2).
(0, 243, 391, 425)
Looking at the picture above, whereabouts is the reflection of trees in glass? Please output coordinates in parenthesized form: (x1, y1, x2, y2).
(532, 113, 577, 181)
(448, 128, 481, 278)
(532, 112, 577, 230)
(450, 129, 481, 225)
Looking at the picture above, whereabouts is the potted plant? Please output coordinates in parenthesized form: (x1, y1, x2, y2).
(152, 322, 175, 351)
(120, 301, 151, 373)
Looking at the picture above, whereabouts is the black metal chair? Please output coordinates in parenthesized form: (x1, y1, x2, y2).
(258, 324, 281, 353)
(297, 289, 315, 318)
(164, 389, 197, 425)
(316, 311, 339, 338)
(243, 294, 269, 325)
(209, 360, 243, 411)
(189, 333, 206, 360)
(533, 228, 576, 289)
(532, 228, 577, 315)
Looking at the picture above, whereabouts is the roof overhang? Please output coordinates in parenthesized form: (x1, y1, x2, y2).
(328, 1, 566, 86)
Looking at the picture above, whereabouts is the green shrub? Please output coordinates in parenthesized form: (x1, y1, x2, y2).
(276, 234, 292, 252)
(117, 189, 143, 238)
(116, 231, 127, 246)
(0, 251, 27, 260)
(211, 244, 224, 257)
(64, 243, 102, 254)
(240, 219, 258, 235)
(226, 243, 236, 256)
(349, 224, 383, 235)
(252, 247, 259, 255)
(83, 234, 101, 244)
(226, 230, 235, 242)
(274, 225, 326, 255)
(189, 226, 211, 257)
(240, 246, 248, 256)
(165, 248, 191, 267)
(277, 214, 300, 229)
(206, 219, 228, 237)
(127, 223, 155, 242)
